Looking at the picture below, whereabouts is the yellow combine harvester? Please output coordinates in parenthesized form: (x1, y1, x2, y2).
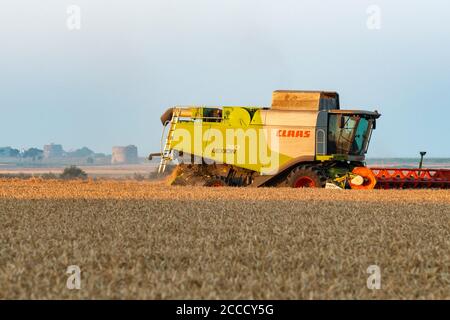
(150, 90, 449, 189)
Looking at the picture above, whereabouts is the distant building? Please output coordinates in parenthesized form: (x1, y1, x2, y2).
(43, 143, 64, 159)
(111, 145, 138, 164)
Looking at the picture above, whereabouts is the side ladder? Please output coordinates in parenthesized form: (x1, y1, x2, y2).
(158, 108, 181, 173)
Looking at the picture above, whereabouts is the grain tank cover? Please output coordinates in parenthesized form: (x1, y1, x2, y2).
(271, 90, 340, 111)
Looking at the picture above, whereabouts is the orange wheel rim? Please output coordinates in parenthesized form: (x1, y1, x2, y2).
(294, 177, 316, 188)
(350, 167, 377, 190)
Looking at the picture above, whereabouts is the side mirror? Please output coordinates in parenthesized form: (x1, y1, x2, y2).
(372, 119, 376, 130)
(339, 116, 345, 129)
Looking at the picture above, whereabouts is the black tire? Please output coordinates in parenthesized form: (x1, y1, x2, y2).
(286, 166, 326, 188)
(203, 177, 228, 187)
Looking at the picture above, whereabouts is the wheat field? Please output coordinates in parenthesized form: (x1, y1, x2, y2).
(0, 179, 449, 299)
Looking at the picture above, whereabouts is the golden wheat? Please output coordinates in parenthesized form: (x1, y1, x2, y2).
(0, 179, 449, 299)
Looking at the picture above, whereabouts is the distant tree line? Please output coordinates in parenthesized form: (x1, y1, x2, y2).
(0, 146, 107, 161)
(0, 147, 20, 158)
(0, 147, 43, 160)
(23, 148, 44, 160)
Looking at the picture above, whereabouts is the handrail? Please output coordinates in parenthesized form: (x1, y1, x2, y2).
(160, 120, 170, 156)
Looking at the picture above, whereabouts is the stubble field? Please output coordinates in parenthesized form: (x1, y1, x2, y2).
(0, 179, 449, 299)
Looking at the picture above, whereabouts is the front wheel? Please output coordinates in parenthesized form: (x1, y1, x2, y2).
(286, 166, 326, 188)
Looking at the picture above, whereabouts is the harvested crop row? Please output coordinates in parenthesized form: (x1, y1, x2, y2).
(1, 179, 450, 203)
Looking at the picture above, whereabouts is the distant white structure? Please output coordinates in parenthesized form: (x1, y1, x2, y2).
(43, 143, 64, 159)
(111, 145, 138, 164)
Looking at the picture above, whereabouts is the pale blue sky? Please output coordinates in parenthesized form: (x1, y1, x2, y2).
(1, 0, 449, 157)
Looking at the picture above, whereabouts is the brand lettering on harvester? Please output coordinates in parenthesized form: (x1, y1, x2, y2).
(276, 130, 311, 138)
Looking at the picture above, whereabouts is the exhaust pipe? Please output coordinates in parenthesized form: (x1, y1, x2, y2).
(148, 153, 162, 161)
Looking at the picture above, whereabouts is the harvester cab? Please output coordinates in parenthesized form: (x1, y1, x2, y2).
(324, 110, 379, 159)
(150, 90, 449, 189)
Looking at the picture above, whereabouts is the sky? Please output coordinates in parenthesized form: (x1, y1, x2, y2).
(1, 0, 449, 157)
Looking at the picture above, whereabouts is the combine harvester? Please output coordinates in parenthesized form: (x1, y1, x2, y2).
(149, 90, 449, 189)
